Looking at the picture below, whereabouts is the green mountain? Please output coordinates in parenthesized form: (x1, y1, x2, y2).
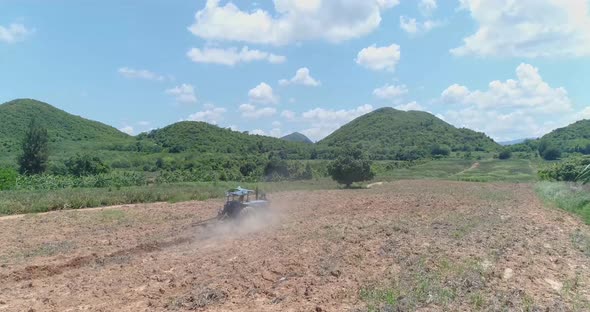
(281, 132, 313, 144)
(0, 99, 132, 155)
(539, 120, 590, 154)
(318, 107, 500, 160)
(140, 121, 312, 159)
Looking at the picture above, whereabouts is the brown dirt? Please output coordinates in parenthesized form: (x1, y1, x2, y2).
(1, 180, 589, 311)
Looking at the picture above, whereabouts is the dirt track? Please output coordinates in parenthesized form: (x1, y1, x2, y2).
(1, 180, 589, 311)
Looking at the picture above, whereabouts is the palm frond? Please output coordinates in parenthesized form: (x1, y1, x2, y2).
(577, 164, 590, 184)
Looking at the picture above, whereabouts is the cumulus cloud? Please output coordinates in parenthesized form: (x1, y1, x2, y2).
(441, 63, 573, 113)
(187, 46, 286, 66)
(399, 16, 440, 35)
(0, 23, 33, 43)
(250, 129, 266, 136)
(166, 84, 197, 104)
(270, 127, 282, 137)
(188, 0, 399, 45)
(439, 63, 577, 141)
(452, 0, 590, 57)
(187, 104, 227, 124)
(239, 103, 277, 119)
(119, 126, 134, 135)
(300, 104, 374, 140)
(395, 101, 424, 111)
(248, 82, 278, 104)
(356, 43, 401, 71)
(419, 0, 437, 16)
(118, 67, 166, 81)
(373, 84, 408, 101)
(279, 67, 321, 86)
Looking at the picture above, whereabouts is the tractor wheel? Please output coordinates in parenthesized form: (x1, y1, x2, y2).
(239, 206, 255, 219)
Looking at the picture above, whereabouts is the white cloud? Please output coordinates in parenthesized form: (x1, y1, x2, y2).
(187, 46, 286, 66)
(188, 0, 399, 45)
(400, 16, 440, 34)
(248, 82, 278, 104)
(118, 67, 166, 81)
(166, 84, 197, 104)
(395, 101, 424, 111)
(419, 0, 437, 16)
(279, 67, 321, 86)
(187, 104, 227, 124)
(272, 121, 282, 127)
(137, 121, 151, 126)
(119, 126, 134, 135)
(0, 23, 33, 43)
(580, 106, 590, 119)
(356, 43, 401, 72)
(239, 103, 277, 119)
(452, 0, 590, 57)
(373, 84, 408, 100)
(281, 110, 296, 120)
(270, 127, 282, 137)
(301, 104, 374, 140)
(441, 63, 573, 113)
(439, 63, 577, 140)
(251, 129, 266, 135)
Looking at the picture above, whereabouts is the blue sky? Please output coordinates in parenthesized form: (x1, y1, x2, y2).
(1, 0, 589, 142)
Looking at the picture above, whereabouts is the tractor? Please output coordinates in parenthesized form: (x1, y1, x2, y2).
(217, 186, 269, 220)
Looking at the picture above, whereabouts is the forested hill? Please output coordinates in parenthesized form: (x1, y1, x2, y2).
(539, 119, 590, 154)
(318, 107, 500, 160)
(0, 99, 132, 154)
(139, 121, 313, 159)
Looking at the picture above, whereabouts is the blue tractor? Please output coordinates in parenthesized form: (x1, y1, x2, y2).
(217, 186, 269, 220)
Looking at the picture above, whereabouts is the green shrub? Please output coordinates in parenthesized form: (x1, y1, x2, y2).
(498, 150, 512, 160)
(538, 157, 590, 182)
(542, 147, 561, 160)
(0, 167, 18, 190)
(430, 144, 451, 157)
(65, 154, 110, 176)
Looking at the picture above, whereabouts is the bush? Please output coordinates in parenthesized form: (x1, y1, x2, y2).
(0, 167, 18, 190)
(264, 158, 289, 181)
(328, 146, 375, 187)
(498, 150, 512, 160)
(430, 144, 451, 157)
(538, 157, 590, 182)
(542, 147, 561, 160)
(65, 154, 110, 176)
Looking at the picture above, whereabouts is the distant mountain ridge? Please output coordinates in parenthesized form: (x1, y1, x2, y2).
(281, 132, 313, 144)
(499, 138, 536, 146)
(7, 98, 588, 163)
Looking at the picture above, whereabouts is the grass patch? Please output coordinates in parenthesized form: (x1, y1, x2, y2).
(535, 182, 590, 224)
(375, 159, 538, 183)
(360, 257, 486, 310)
(21, 241, 75, 259)
(100, 209, 127, 222)
(571, 230, 590, 257)
(454, 159, 537, 183)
